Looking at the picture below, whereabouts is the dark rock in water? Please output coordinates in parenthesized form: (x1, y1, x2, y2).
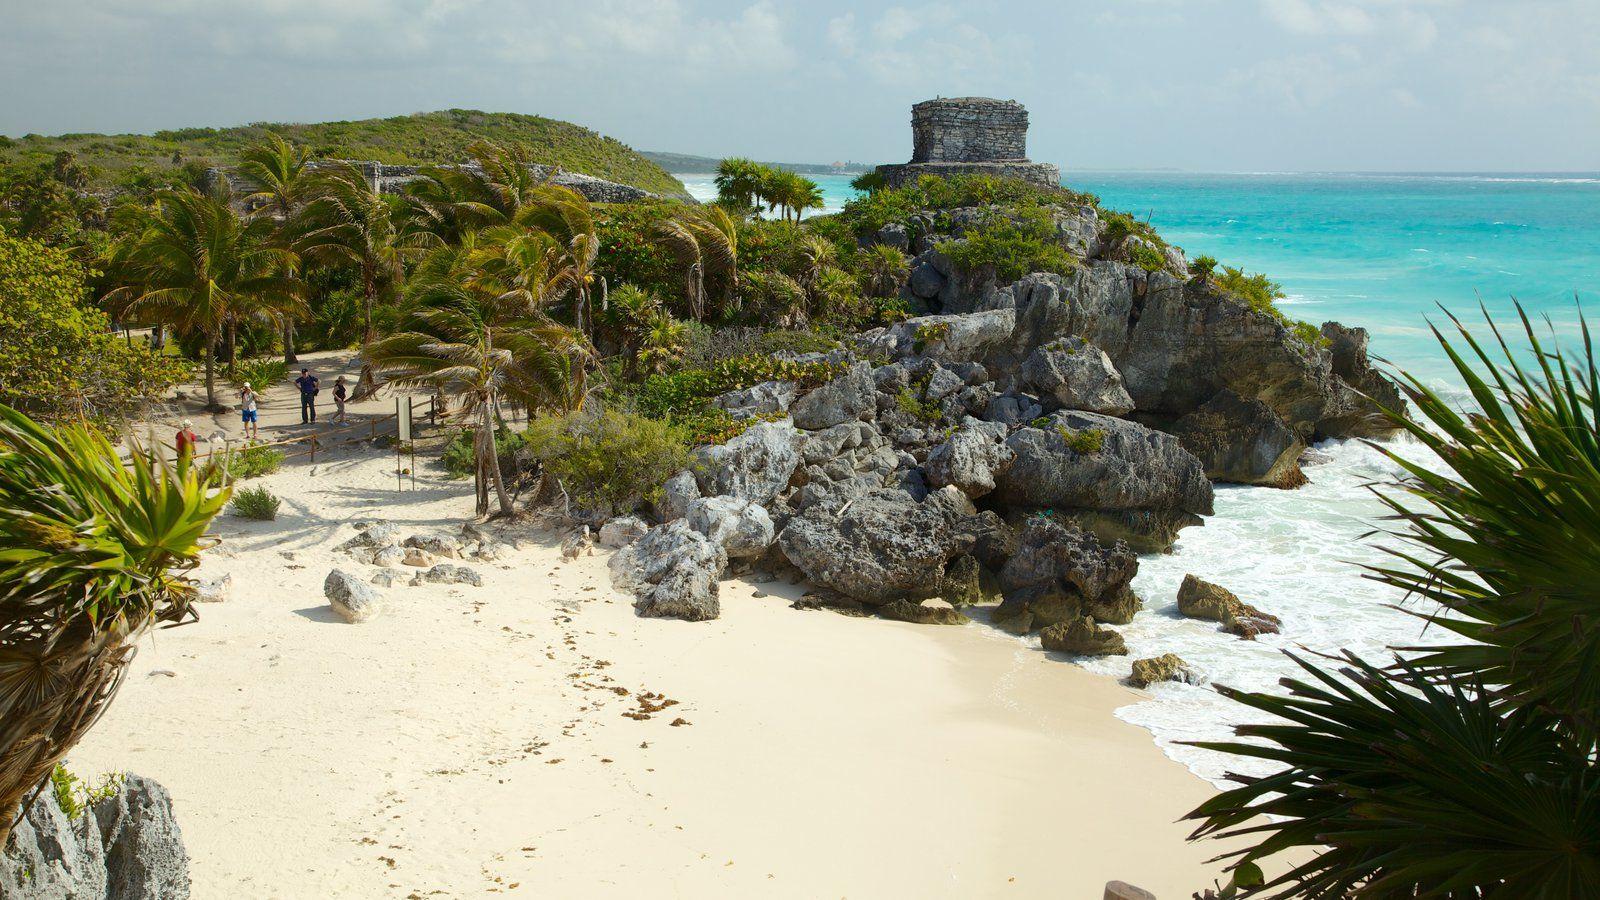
(778, 487, 975, 605)
(1, 772, 190, 900)
(610, 520, 727, 621)
(1128, 653, 1200, 688)
(1318, 321, 1406, 437)
(1040, 616, 1128, 656)
(1019, 336, 1134, 415)
(879, 599, 968, 625)
(995, 411, 1212, 550)
(1176, 574, 1282, 640)
(1169, 389, 1307, 488)
(997, 518, 1140, 630)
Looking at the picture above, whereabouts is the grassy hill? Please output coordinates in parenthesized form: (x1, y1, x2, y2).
(0, 109, 687, 196)
(643, 150, 871, 176)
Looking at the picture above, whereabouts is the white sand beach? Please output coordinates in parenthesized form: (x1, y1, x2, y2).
(66, 443, 1239, 899)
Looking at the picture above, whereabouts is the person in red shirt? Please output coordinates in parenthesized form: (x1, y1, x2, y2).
(175, 420, 199, 467)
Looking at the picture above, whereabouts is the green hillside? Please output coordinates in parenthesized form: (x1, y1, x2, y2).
(0, 109, 687, 197)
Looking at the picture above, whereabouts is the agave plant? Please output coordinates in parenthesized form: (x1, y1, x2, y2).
(1185, 303, 1600, 896)
(0, 405, 229, 845)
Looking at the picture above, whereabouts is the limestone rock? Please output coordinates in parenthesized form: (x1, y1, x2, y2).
(370, 545, 405, 568)
(856, 309, 1016, 362)
(94, 774, 191, 900)
(1177, 574, 1282, 639)
(924, 417, 1014, 498)
(937, 554, 999, 607)
(1020, 337, 1134, 415)
(879, 599, 968, 625)
(403, 534, 462, 559)
(419, 564, 482, 587)
(656, 470, 701, 522)
(1128, 653, 1199, 688)
(1, 782, 108, 899)
(778, 487, 974, 604)
(371, 570, 405, 588)
(714, 380, 798, 419)
(609, 519, 727, 621)
(401, 547, 434, 568)
(597, 515, 649, 549)
(1040, 616, 1128, 656)
(193, 573, 231, 603)
(1170, 389, 1306, 488)
(685, 496, 775, 559)
(691, 419, 802, 505)
(997, 518, 1140, 629)
(324, 569, 381, 623)
(790, 363, 876, 430)
(560, 526, 592, 560)
(1319, 321, 1406, 437)
(336, 522, 402, 553)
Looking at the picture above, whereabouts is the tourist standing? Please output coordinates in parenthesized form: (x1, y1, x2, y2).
(332, 376, 349, 425)
(240, 382, 260, 440)
(294, 368, 320, 424)
(175, 420, 199, 469)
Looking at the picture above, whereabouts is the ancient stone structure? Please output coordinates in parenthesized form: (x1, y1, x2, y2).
(876, 97, 1060, 189)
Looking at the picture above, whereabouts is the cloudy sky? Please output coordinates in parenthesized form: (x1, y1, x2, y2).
(2, 0, 1597, 172)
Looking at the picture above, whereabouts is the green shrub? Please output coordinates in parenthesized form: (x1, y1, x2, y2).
(51, 765, 122, 822)
(524, 407, 689, 514)
(230, 484, 280, 520)
(634, 355, 847, 420)
(227, 444, 284, 479)
(895, 381, 944, 425)
(1126, 242, 1167, 273)
(1214, 266, 1328, 348)
(440, 427, 526, 479)
(753, 329, 840, 355)
(912, 322, 950, 353)
(840, 174, 1092, 237)
(1058, 426, 1106, 454)
(1189, 254, 1219, 279)
(936, 207, 1078, 282)
(231, 357, 288, 389)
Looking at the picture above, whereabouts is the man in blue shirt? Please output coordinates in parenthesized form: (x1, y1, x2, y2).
(294, 368, 320, 424)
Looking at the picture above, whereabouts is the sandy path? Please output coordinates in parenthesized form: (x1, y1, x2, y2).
(68, 448, 1234, 899)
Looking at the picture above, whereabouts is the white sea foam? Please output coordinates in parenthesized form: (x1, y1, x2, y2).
(1075, 436, 1451, 786)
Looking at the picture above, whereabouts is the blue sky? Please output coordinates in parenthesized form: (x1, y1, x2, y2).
(2, 0, 1597, 172)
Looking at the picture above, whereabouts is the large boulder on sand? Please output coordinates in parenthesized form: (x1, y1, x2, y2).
(997, 517, 1140, 630)
(655, 470, 700, 522)
(610, 519, 727, 621)
(690, 419, 802, 505)
(996, 411, 1212, 550)
(324, 569, 381, 623)
(1177, 574, 1282, 639)
(95, 774, 191, 900)
(1040, 616, 1128, 657)
(790, 363, 876, 430)
(778, 486, 974, 605)
(1020, 336, 1134, 415)
(924, 417, 1014, 498)
(1169, 389, 1306, 488)
(685, 495, 775, 559)
(2, 779, 109, 898)
(1128, 653, 1199, 688)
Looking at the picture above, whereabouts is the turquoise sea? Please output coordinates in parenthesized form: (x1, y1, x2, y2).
(680, 169, 1600, 782)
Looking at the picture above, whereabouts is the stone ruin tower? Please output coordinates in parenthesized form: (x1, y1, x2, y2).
(876, 97, 1060, 189)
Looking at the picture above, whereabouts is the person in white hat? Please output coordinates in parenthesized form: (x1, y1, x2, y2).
(240, 381, 260, 440)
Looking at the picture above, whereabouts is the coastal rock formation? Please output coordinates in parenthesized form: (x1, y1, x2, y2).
(685, 496, 776, 559)
(609, 520, 726, 621)
(1020, 337, 1134, 415)
(996, 518, 1139, 630)
(1128, 653, 1199, 688)
(924, 418, 1014, 498)
(1169, 389, 1307, 488)
(417, 563, 483, 587)
(1, 773, 190, 900)
(598, 515, 649, 549)
(1040, 616, 1128, 657)
(325, 569, 381, 623)
(778, 487, 974, 604)
(789, 362, 876, 430)
(879, 599, 968, 626)
(690, 419, 801, 505)
(655, 471, 700, 522)
(1176, 574, 1282, 639)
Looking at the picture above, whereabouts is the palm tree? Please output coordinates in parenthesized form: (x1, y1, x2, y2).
(403, 140, 554, 243)
(366, 272, 586, 517)
(1185, 305, 1600, 897)
(0, 405, 228, 846)
(512, 187, 600, 336)
(295, 162, 437, 347)
(237, 133, 315, 364)
(105, 188, 301, 410)
(763, 170, 824, 223)
(656, 205, 739, 322)
(714, 157, 768, 213)
(862, 243, 910, 298)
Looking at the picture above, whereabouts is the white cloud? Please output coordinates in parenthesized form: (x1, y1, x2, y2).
(826, 4, 1028, 88)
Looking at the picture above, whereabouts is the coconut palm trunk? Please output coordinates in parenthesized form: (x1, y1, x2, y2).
(477, 396, 513, 517)
(283, 321, 298, 365)
(202, 333, 219, 410)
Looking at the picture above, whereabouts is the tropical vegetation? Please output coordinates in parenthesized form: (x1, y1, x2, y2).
(1185, 307, 1600, 897)
(0, 405, 228, 848)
